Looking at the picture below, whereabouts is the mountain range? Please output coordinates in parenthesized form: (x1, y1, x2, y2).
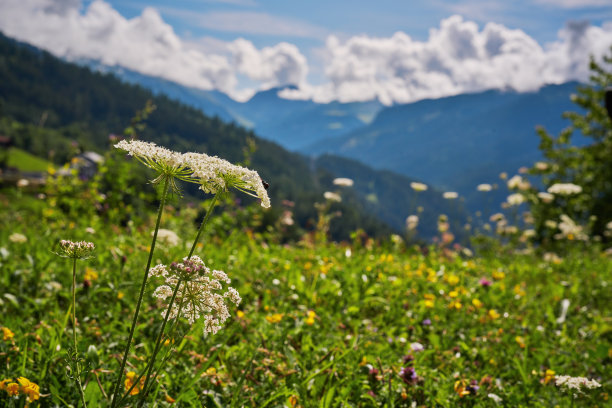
(0, 32, 466, 240)
(97, 61, 581, 213)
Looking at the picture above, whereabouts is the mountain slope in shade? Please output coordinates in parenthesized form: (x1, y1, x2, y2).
(304, 83, 581, 207)
(82, 63, 384, 151)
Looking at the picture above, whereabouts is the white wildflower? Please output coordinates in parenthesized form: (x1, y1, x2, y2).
(410, 342, 424, 352)
(490, 213, 505, 222)
(183, 152, 270, 208)
(488, 393, 503, 403)
(555, 375, 601, 391)
(534, 161, 549, 171)
(85, 227, 96, 234)
(547, 183, 582, 196)
(556, 299, 570, 324)
(443, 192, 458, 199)
(477, 183, 492, 192)
(555, 215, 588, 241)
(410, 182, 427, 192)
(333, 178, 354, 187)
(57, 240, 95, 259)
(16, 179, 29, 188)
(151, 256, 240, 334)
(324, 191, 342, 202)
(155, 229, 180, 247)
(8, 233, 27, 244)
(537, 192, 555, 203)
(406, 215, 419, 231)
(115, 139, 193, 192)
(545, 220, 558, 229)
(507, 175, 523, 189)
(506, 193, 526, 206)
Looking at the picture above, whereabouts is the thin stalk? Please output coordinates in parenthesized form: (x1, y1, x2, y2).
(72, 258, 87, 408)
(110, 176, 170, 408)
(135, 193, 218, 405)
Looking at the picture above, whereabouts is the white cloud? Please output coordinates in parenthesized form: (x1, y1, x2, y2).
(230, 39, 308, 88)
(0, 1, 611, 106)
(283, 15, 612, 105)
(0, 0, 308, 100)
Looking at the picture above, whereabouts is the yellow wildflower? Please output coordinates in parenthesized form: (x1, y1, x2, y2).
(454, 381, 470, 397)
(117, 291, 125, 300)
(446, 274, 460, 286)
(359, 356, 367, 367)
(266, 313, 283, 323)
(543, 369, 555, 385)
(237, 310, 245, 319)
(17, 377, 40, 402)
(305, 310, 316, 325)
(0, 379, 9, 391)
(165, 394, 176, 403)
(449, 290, 459, 298)
(205, 367, 217, 376)
(515, 336, 526, 348)
(84, 267, 98, 281)
(6, 382, 19, 396)
(289, 395, 299, 407)
(488, 309, 500, 320)
(124, 371, 143, 395)
(2, 327, 15, 341)
(472, 299, 483, 308)
(424, 299, 435, 308)
(492, 270, 505, 280)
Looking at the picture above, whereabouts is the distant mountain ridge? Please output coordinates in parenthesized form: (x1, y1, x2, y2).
(304, 82, 582, 209)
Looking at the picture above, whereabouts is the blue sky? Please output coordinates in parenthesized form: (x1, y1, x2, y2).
(103, 0, 612, 45)
(1, 0, 612, 103)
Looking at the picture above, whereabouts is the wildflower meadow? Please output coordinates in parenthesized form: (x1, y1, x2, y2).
(1, 136, 610, 407)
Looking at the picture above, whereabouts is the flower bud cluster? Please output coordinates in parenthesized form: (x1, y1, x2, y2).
(151, 256, 241, 334)
(57, 240, 95, 259)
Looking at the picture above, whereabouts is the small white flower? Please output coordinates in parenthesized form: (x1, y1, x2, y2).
(488, 393, 503, 403)
(333, 178, 354, 187)
(477, 183, 492, 192)
(406, 215, 419, 231)
(324, 191, 342, 202)
(534, 161, 549, 171)
(410, 182, 428, 192)
(57, 240, 95, 259)
(9, 233, 27, 244)
(16, 179, 29, 188)
(537, 192, 555, 203)
(547, 183, 582, 196)
(155, 229, 180, 247)
(556, 299, 570, 324)
(410, 342, 424, 352)
(506, 193, 526, 206)
(443, 191, 458, 199)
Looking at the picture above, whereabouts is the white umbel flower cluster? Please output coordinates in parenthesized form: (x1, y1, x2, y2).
(547, 183, 582, 196)
(183, 152, 270, 208)
(115, 139, 270, 208)
(57, 240, 95, 259)
(115, 139, 186, 173)
(410, 182, 428, 192)
(555, 214, 588, 241)
(151, 255, 241, 335)
(555, 375, 601, 391)
(155, 229, 180, 247)
(333, 178, 354, 187)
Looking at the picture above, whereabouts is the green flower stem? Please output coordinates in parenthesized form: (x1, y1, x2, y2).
(110, 176, 170, 408)
(135, 193, 219, 406)
(72, 258, 88, 408)
(137, 280, 182, 407)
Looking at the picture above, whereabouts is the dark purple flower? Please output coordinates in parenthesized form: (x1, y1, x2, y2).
(399, 367, 418, 385)
(479, 278, 492, 287)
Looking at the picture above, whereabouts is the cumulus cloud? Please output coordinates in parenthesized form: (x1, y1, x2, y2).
(0, 1, 611, 105)
(282, 15, 612, 104)
(0, 0, 307, 100)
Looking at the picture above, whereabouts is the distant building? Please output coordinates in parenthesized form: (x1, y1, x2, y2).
(57, 151, 105, 180)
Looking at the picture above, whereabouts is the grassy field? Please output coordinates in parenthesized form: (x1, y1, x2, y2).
(0, 181, 610, 407)
(5, 148, 53, 172)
